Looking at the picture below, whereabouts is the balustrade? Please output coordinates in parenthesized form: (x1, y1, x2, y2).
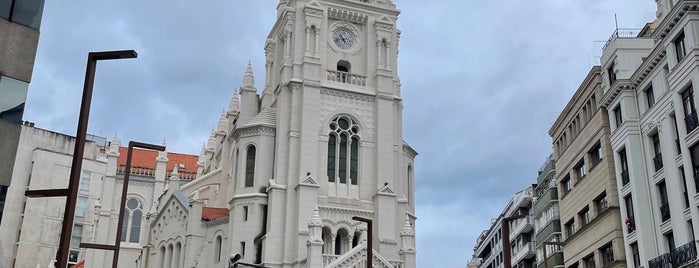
(649, 241, 697, 268)
(326, 70, 367, 86)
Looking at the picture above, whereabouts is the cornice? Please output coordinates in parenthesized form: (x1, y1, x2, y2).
(600, 80, 635, 109)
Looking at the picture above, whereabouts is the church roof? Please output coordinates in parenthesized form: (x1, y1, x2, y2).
(201, 207, 229, 221)
(117, 147, 198, 180)
(240, 107, 276, 128)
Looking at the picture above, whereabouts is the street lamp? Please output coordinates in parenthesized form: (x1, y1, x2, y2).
(80, 141, 165, 268)
(352, 216, 373, 268)
(541, 241, 565, 268)
(228, 253, 269, 268)
(24, 50, 137, 268)
(502, 215, 526, 268)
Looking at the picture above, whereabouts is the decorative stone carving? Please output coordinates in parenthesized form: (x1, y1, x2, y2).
(320, 88, 376, 138)
(328, 8, 368, 24)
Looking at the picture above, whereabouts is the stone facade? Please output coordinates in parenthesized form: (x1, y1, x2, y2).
(550, 67, 626, 268)
(138, 0, 417, 267)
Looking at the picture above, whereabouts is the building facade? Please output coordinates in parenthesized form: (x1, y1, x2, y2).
(532, 155, 563, 268)
(138, 0, 418, 267)
(550, 67, 626, 268)
(0, 124, 199, 268)
(473, 186, 536, 268)
(0, 0, 45, 241)
(599, 1, 699, 267)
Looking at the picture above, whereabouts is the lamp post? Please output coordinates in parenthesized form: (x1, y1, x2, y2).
(24, 50, 137, 268)
(541, 241, 565, 268)
(352, 216, 373, 268)
(502, 215, 526, 268)
(80, 141, 165, 268)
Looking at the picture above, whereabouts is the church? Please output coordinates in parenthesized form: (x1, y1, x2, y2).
(134, 0, 417, 267)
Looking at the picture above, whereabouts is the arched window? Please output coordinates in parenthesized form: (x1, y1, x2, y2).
(245, 146, 256, 187)
(322, 227, 332, 254)
(215, 235, 222, 263)
(327, 116, 360, 185)
(120, 198, 143, 243)
(335, 229, 350, 255)
(337, 60, 351, 72)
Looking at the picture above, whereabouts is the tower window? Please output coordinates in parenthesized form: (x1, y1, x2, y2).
(120, 197, 143, 243)
(245, 145, 256, 187)
(337, 60, 351, 73)
(328, 116, 360, 185)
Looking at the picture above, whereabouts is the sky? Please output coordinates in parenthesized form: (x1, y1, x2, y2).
(24, 1, 657, 267)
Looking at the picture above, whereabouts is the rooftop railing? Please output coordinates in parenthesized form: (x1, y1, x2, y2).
(603, 28, 644, 51)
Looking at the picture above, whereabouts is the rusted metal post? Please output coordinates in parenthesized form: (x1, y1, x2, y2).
(352, 216, 373, 268)
(502, 215, 526, 268)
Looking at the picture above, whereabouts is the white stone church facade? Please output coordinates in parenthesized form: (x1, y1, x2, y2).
(137, 0, 417, 267)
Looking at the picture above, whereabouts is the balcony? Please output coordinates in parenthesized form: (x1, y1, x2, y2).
(535, 221, 561, 242)
(603, 28, 643, 50)
(512, 242, 535, 263)
(510, 217, 534, 240)
(621, 170, 630, 186)
(538, 251, 563, 268)
(625, 216, 636, 233)
(654, 153, 664, 172)
(660, 204, 671, 222)
(685, 112, 698, 133)
(326, 70, 367, 86)
(649, 241, 697, 268)
(533, 188, 558, 214)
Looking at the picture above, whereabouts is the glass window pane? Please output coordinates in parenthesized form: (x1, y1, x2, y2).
(10, 0, 44, 29)
(130, 210, 141, 242)
(79, 170, 91, 191)
(245, 146, 256, 187)
(71, 225, 82, 247)
(126, 198, 139, 209)
(327, 135, 336, 182)
(120, 212, 129, 242)
(0, 76, 29, 124)
(339, 135, 347, 183)
(76, 196, 88, 217)
(0, 0, 11, 19)
(350, 137, 358, 185)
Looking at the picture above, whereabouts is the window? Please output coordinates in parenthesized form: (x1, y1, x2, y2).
(607, 63, 616, 86)
(624, 195, 636, 233)
(0, 185, 8, 225)
(79, 170, 91, 192)
(565, 219, 575, 237)
(76, 196, 88, 217)
(243, 206, 248, 221)
(215, 236, 222, 263)
(600, 243, 614, 266)
(589, 143, 603, 167)
(575, 160, 586, 179)
(327, 116, 360, 185)
(337, 60, 351, 73)
(68, 250, 80, 265)
(675, 31, 687, 62)
(665, 232, 675, 251)
(652, 132, 663, 171)
(682, 86, 697, 133)
(658, 181, 671, 221)
(241, 241, 246, 257)
(579, 206, 590, 226)
(619, 148, 630, 186)
(631, 243, 640, 268)
(0, 0, 44, 29)
(245, 146, 256, 187)
(561, 175, 572, 195)
(71, 224, 83, 247)
(645, 85, 655, 109)
(680, 166, 690, 208)
(583, 254, 595, 268)
(120, 198, 143, 243)
(613, 105, 623, 128)
(595, 192, 608, 214)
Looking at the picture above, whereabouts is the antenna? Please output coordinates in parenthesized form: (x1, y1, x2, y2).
(614, 13, 619, 31)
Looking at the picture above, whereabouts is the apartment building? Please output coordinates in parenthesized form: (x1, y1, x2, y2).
(474, 186, 536, 268)
(550, 67, 626, 268)
(598, 1, 699, 268)
(533, 155, 563, 268)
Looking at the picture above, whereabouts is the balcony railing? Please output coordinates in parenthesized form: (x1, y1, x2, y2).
(649, 241, 697, 268)
(660, 204, 671, 222)
(621, 170, 630, 186)
(654, 153, 664, 172)
(603, 28, 643, 50)
(685, 112, 699, 133)
(326, 70, 367, 86)
(117, 164, 197, 180)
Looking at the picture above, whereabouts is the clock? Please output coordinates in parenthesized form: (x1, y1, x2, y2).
(333, 28, 354, 50)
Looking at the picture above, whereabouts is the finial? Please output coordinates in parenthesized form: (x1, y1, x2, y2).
(401, 214, 414, 235)
(217, 110, 227, 132)
(228, 89, 240, 112)
(243, 61, 255, 89)
(162, 137, 167, 147)
(172, 166, 179, 176)
(309, 206, 322, 226)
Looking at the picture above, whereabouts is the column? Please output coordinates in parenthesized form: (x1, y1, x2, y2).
(305, 26, 311, 56)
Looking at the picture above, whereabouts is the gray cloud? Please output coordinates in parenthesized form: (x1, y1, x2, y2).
(24, 1, 656, 267)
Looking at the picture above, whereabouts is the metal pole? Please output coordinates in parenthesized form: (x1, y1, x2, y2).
(502, 215, 525, 268)
(352, 216, 372, 268)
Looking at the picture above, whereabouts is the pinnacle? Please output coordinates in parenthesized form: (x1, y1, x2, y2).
(228, 89, 240, 113)
(242, 61, 255, 89)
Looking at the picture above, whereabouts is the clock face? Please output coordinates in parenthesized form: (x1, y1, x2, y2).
(333, 28, 354, 50)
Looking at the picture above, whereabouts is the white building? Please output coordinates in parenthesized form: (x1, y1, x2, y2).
(599, 1, 699, 268)
(138, 0, 418, 267)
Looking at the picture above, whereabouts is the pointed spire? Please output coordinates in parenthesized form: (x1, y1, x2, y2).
(228, 89, 240, 113)
(162, 137, 167, 147)
(241, 61, 256, 91)
(172, 166, 179, 177)
(309, 207, 322, 226)
(157, 137, 168, 161)
(400, 214, 414, 236)
(207, 128, 216, 150)
(108, 132, 119, 155)
(216, 110, 227, 133)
